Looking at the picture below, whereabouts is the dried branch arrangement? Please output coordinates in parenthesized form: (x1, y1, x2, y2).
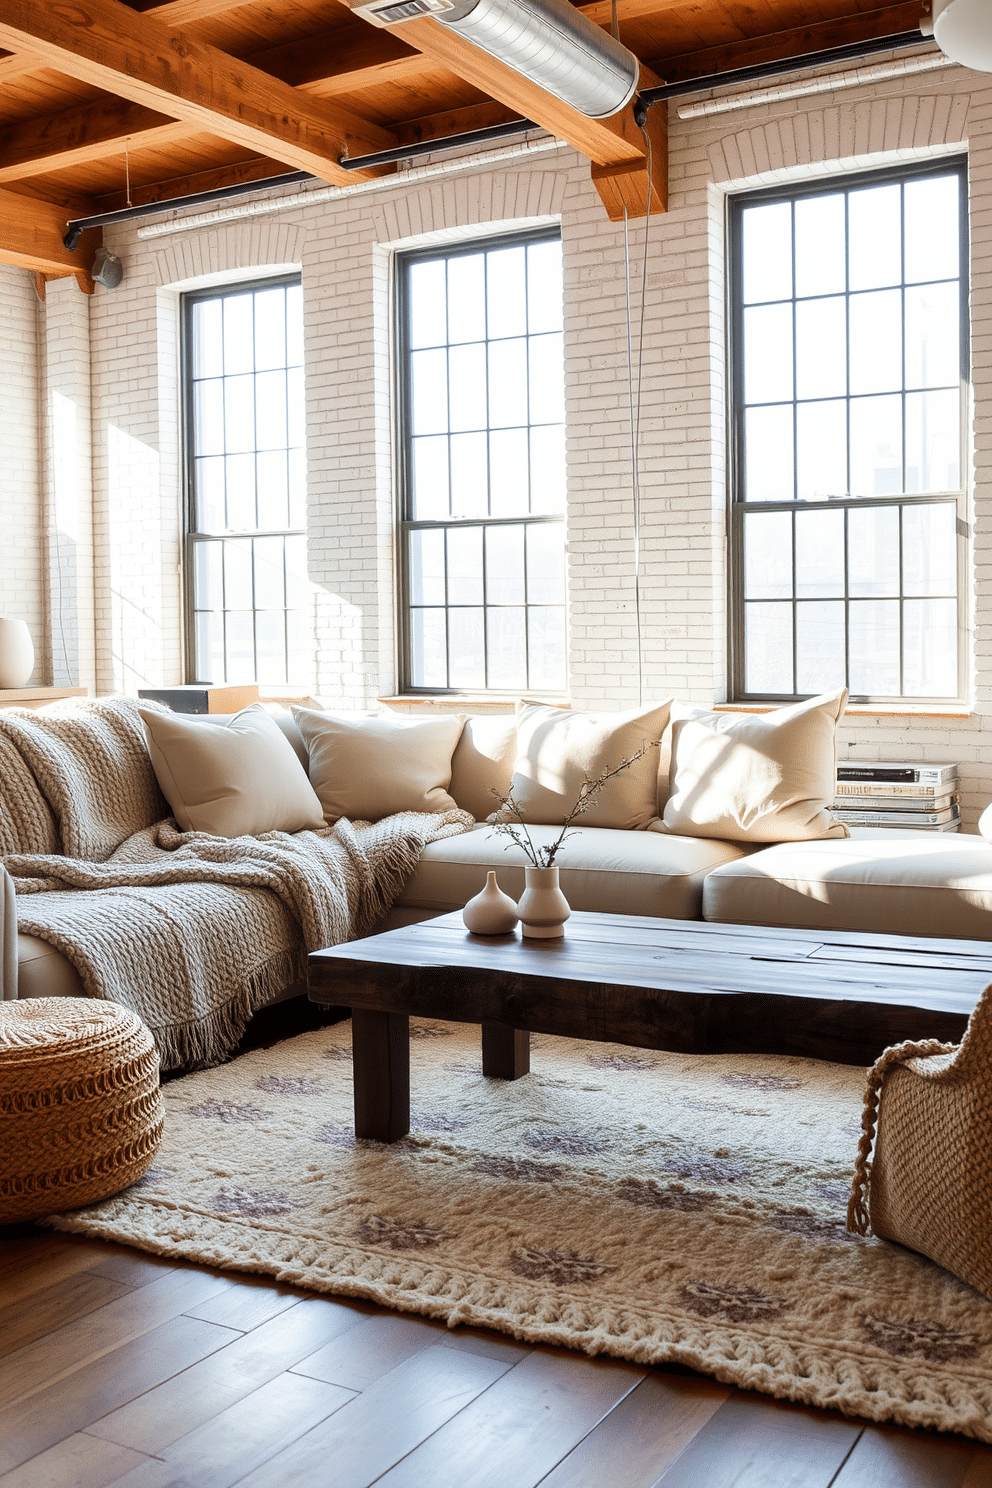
(488, 741, 660, 868)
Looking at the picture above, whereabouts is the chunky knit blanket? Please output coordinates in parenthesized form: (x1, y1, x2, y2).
(0, 698, 473, 1070)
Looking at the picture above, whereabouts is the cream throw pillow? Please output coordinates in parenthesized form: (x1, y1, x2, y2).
(293, 707, 462, 823)
(506, 700, 673, 830)
(661, 689, 849, 842)
(138, 704, 326, 838)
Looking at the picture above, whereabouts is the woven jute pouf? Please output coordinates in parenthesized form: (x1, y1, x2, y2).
(848, 979, 992, 1299)
(0, 998, 164, 1223)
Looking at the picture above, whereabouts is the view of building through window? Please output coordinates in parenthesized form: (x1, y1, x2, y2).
(183, 276, 308, 687)
(731, 158, 967, 701)
(398, 232, 567, 693)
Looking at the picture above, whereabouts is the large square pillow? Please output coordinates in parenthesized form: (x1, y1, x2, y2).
(292, 707, 463, 823)
(138, 703, 326, 838)
(505, 700, 673, 830)
(660, 689, 849, 843)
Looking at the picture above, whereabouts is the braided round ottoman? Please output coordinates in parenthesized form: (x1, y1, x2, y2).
(0, 998, 164, 1223)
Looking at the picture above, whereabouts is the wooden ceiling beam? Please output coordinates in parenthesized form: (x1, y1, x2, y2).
(92, 153, 290, 212)
(649, 2, 926, 82)
(0, 17, 429, 184)
(0, 185, 99, 277)
(335, 5, 647, 165)
(0, 101, 188, 184)
(0, 0, 397, 185)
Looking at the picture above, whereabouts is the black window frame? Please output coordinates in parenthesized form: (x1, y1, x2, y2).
(395, 226, 568, 696)
(180, 271, 306, 688)
(727, 155, 970, 705)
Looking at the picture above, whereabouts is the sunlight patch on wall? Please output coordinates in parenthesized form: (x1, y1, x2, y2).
(108, 423, 164, 695)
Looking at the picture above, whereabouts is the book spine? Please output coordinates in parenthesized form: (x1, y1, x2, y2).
(836, 766, 957, 785)
(832, 808, 959, 826)
(833, 783, 952, 800)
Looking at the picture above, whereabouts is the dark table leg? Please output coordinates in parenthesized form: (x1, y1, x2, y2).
(352, 1008, 410, 1142)
(482, 1022, 530, 1079)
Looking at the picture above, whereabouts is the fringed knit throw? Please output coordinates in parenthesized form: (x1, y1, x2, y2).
(0, 698, 473, 1070)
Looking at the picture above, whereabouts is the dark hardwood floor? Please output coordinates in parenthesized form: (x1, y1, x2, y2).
(3, 1223, 992, 1488)
(4, 1001, 992, 1487)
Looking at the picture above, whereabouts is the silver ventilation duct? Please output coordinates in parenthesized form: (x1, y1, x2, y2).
(354, 0, 640, 118)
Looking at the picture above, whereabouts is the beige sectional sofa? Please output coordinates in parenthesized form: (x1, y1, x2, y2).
(6, 704, 992, 1010)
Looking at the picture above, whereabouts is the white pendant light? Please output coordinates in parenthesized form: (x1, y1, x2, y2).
(354, 0, 640, 118)
(933, 0, 992, 72)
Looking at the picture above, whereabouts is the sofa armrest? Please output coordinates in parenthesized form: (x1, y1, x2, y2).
(1, 863, 16, 1000)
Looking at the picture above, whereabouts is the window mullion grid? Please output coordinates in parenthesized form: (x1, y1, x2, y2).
(790, 507, 798, 696)
(790, 199, 799, 696)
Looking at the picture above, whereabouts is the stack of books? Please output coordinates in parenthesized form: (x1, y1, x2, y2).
(832, 761, 960, 832)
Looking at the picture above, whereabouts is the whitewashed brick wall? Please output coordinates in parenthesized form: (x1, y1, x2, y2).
(0, 265, 44, 682)
(7, 59, 992, 824)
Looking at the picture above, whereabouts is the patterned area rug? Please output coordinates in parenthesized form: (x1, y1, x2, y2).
(49, 1018, 992, 1442)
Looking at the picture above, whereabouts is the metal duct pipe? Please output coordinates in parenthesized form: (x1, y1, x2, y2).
(437, 0, 639, 117)
(355, 0, 639, 118)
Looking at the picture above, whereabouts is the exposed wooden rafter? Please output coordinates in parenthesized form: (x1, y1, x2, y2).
(0, 0, 397, 185)
(0, 186, 98, 283)
(653, 1, 926, 82)
(332, 3, 666, 219)
(0, 22, 427, 185)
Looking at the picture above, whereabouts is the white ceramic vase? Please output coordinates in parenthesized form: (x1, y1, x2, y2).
(517, 865, 571, 940)
(462, 871, 519, 935)
(0, 618, 34, 689)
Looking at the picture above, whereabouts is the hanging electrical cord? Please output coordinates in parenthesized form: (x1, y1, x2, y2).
(621, 126, 654, 707)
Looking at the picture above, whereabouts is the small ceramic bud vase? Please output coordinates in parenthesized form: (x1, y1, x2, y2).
(462, 871, 519, 935)
(0, 618, 34, 689)
(517, 865, 571, 940)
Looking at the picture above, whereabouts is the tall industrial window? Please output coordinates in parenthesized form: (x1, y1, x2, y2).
(729, 157, 968, 702)
(397, 231, 567, 693)
(183, 276, 308, 686)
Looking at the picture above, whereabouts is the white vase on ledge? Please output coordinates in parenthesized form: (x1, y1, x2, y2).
(0, 618, 34, 689)
(517, 865, 571, 940)
(462, 872, 519, 935)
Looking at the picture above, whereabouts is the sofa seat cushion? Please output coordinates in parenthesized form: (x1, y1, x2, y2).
(703, 827, 992, 940)
(396, 824, 752, 920)
(17, 933, 84, 998)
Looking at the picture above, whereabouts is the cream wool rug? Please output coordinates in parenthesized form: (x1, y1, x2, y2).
(49, 1017, 992, 1443)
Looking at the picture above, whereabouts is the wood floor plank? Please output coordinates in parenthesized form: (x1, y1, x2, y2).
(434, 1325, 532, 1365)
(103, 1372, 355, 1488)
(0, 1272, 133, 1358)
(0, 1268, 232, 1411)
(0, 1236, 120, 1309)
(87, 1294, 373, 1454)
(82, 1250, 180, 1288)
(651, 1393, 862, 1487)
(0, 1432, 151, 1488)
(234, 1343, 513, 1488)
(961, 1453, 992, 1486)
(184, 1280, 302, 1333)
(537, 1372, 732, 1488)
(371, 1347, 646, 1488)
(0, 1316, 237, 1477)
(831, 1424, 990, 1487)
(289, 1312, 464, 1390)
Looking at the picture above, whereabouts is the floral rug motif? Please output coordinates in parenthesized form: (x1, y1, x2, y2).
(48, 1018, 992, 1441)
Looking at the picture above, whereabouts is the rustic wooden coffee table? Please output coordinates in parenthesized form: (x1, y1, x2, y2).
(307, 910, 992, 1142)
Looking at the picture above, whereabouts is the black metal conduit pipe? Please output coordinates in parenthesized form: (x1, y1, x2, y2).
(61, 117, 540, 248)
(634, 28, 934, 120)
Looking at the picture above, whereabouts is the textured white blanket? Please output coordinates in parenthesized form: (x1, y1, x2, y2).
(0, 698, 473, 1068)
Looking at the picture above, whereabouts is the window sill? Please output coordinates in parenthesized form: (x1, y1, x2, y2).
(379, 695, 569, 712)
(715, 704, 971, 718)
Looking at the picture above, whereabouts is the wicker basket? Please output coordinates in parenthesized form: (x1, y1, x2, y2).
(0, 998, 163, 1223)
(848, 981, 992, 1299)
